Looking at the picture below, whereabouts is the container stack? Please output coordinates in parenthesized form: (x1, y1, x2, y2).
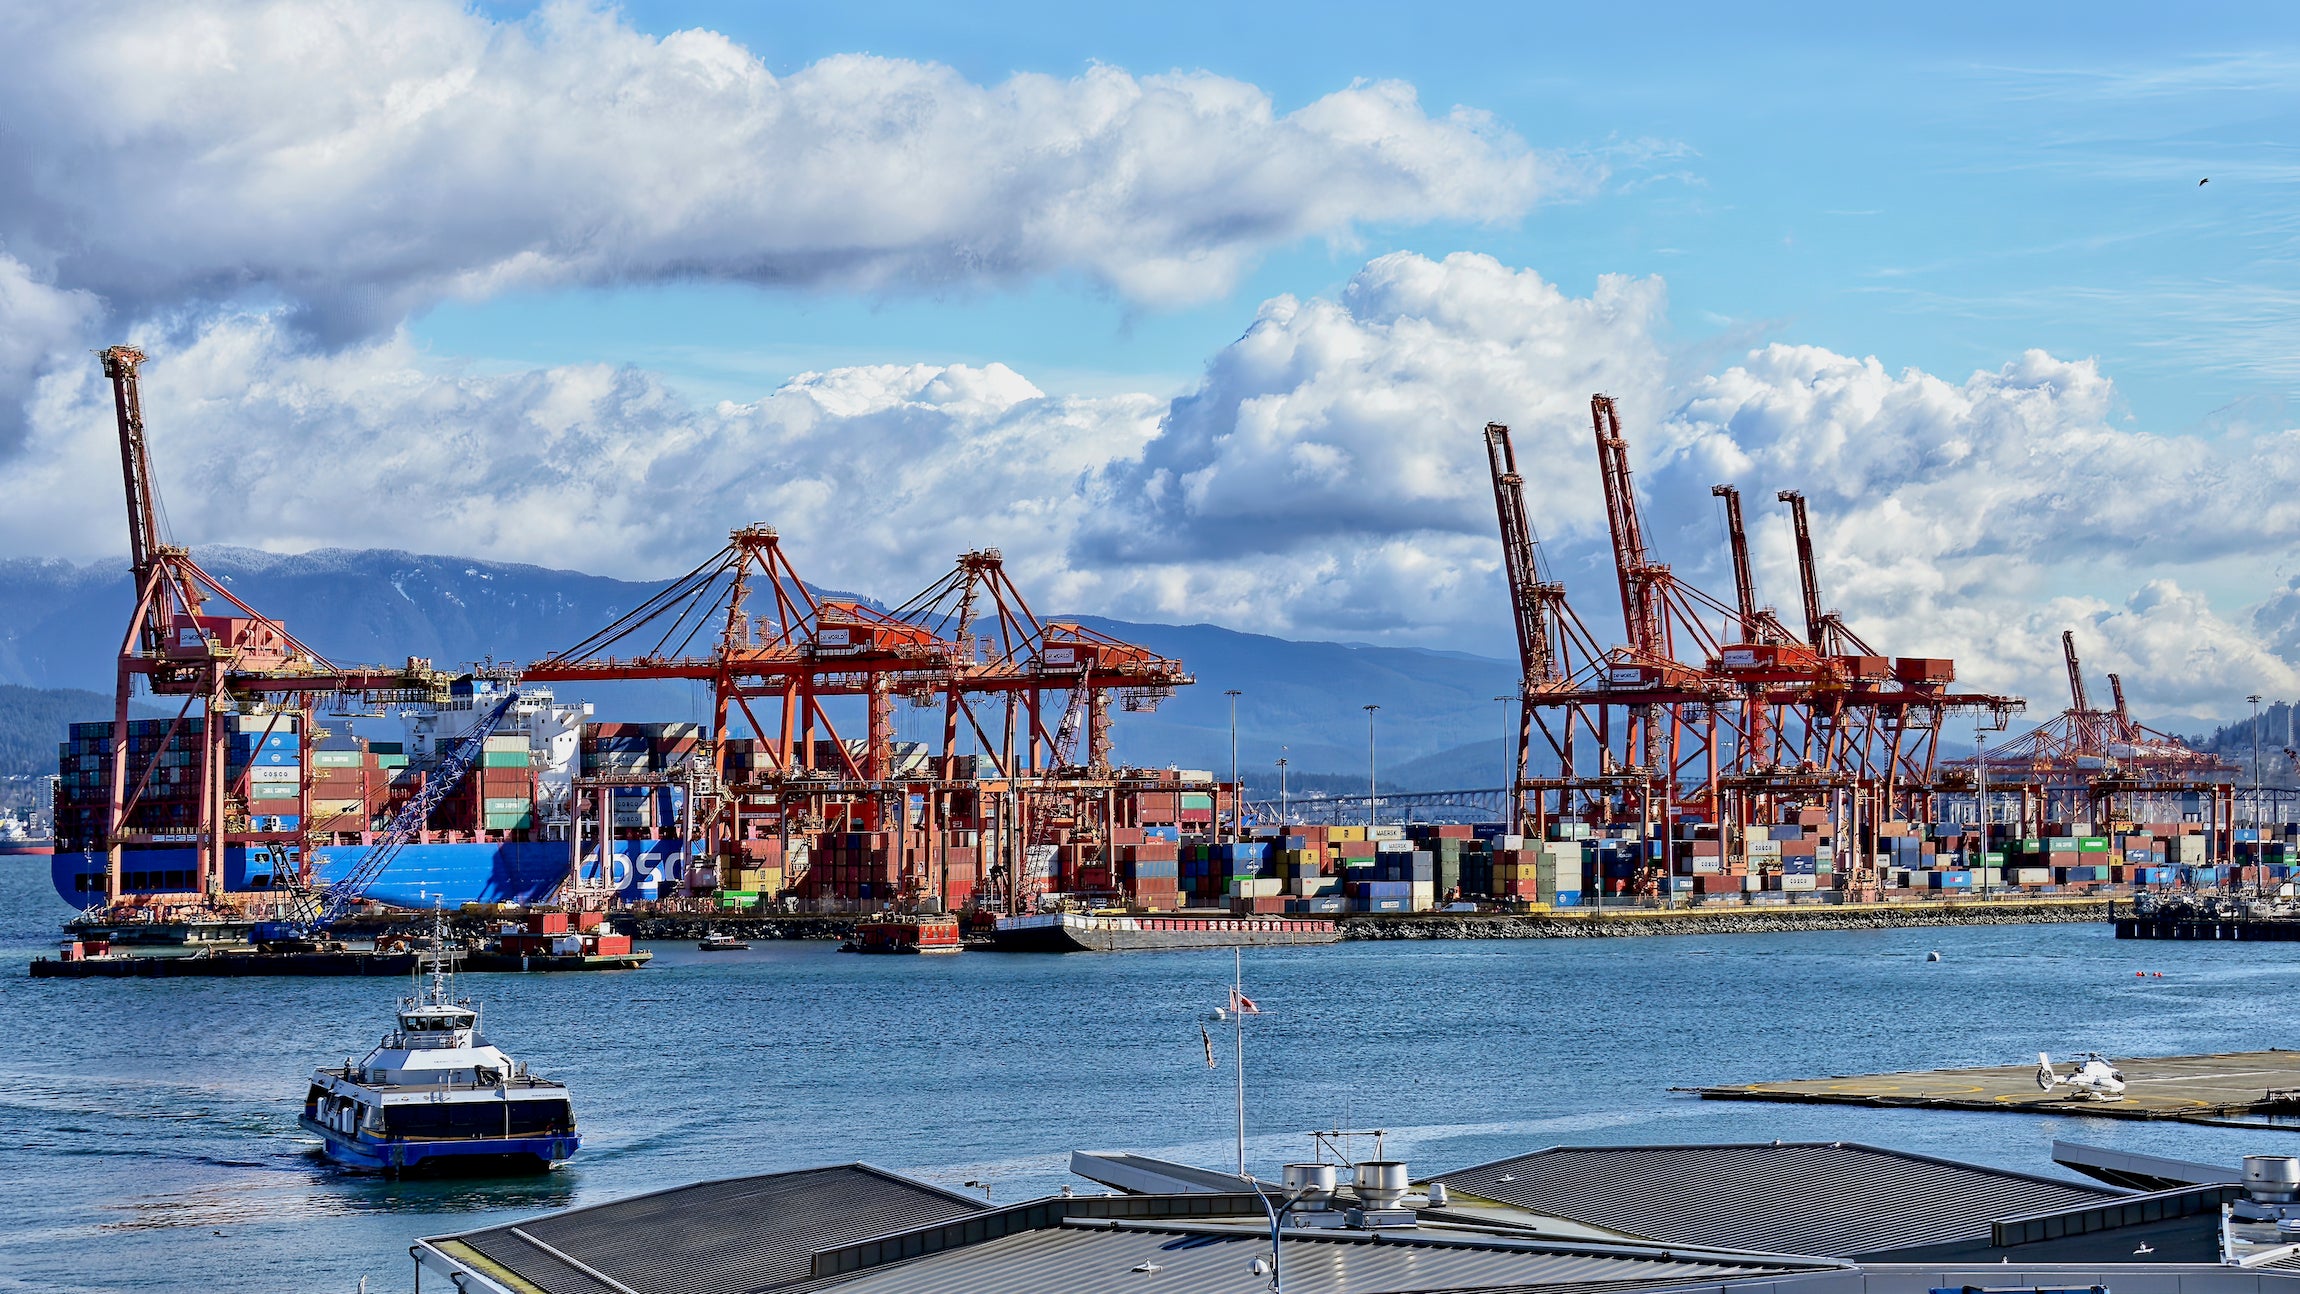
(802, 831, 902, 904)
(235, 721, 303, 835)
(307, 745, 372, 836)
(55, 715, 312, 851)
(1110, 826, 1179, 910)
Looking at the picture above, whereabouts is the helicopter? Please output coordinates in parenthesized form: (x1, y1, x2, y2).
(2036, 1052, 2126, 1101)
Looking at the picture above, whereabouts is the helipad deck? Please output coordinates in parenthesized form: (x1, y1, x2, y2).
(1691, 1049, 2300, 1124)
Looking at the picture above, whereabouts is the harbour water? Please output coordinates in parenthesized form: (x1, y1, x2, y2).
(7, 858, 2300, 1293)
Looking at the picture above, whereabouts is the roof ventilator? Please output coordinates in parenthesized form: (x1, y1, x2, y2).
(1348, 1160, 1417, 1230)
(2233, 1155, 2300, 1230)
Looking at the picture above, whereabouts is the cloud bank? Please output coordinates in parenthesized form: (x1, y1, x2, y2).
(0, 2, 2284, 722)
(9, 251, 2294, 721)
(0, 0, 1549, 340)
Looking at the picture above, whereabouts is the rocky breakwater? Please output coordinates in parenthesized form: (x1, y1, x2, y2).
(1342, 898, 2110, 940)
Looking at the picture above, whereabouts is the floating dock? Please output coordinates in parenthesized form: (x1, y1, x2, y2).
(1691, 1049, 2300, 1123)
(29, 948, 433, 978)
(29, 947, 649, 978)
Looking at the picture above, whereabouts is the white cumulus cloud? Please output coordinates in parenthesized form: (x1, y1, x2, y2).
(9, 250, 2294, 725)
(0, 0, 1556, 341)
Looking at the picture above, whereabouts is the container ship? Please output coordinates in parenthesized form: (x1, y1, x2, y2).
(51, 682, 700, 915)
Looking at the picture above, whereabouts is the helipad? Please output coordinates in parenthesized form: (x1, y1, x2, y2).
(1691, 1049, 2300, 1123)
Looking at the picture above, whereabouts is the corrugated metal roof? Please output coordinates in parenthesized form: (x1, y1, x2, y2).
(822, 1220, 1831, 1294)
(1432, 1142, 2117, 1259)
(440, 1163, 987, 1294)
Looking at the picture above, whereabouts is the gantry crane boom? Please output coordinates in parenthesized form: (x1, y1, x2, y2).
(1711, 484, 1759, 642)
(1777, 490, 1827, 650)
(1485, 422, 1557, 686)
(1592, 395, 1666, 658)
(2062, 629, 2091, 713)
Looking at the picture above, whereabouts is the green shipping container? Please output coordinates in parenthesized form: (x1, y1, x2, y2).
(1180, 793, 1214, 809)
(2079, 837, 2111, 851)
(376, 755, 408, 769)
(483, 811, 534, 830)
(483, 797, 532, 813)
(312, 750, 362, 768)
(481, 751, 531, 768)
(719, 891, 757, 908)
(250, 784, 300, 800)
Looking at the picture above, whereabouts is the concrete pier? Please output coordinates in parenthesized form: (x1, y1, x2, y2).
(1692, 1049, 2300, 1123)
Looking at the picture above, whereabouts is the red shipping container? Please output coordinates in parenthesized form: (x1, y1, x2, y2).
(592, 934, 632, 955)
(528, 912, 571, 934)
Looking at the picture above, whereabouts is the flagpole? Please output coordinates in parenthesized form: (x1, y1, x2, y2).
(1234, 947, 1246, 1177)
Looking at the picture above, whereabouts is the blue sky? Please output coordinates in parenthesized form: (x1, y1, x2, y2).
(425, 1, 2300, 433)
(1, 0, 2297, 718)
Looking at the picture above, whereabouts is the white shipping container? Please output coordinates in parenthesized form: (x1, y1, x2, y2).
(2014, 867, 2052, 885)
(248, 767, 301, 783)
(1500, 834, 1528, 850)
(1229, 878, 1283, 899)
(1780, 874, 1818, 892)
(1368, 825, 1406, 841)
(1408, 881, 1436, 911)
(1748, 839, 1782, 855)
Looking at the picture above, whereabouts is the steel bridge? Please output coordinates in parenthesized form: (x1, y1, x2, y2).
(1243, 787, 1508, 827)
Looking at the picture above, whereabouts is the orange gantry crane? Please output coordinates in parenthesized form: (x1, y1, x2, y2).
(1948, 629, 2238, 846)
(89, 347, 457, 910)
(1487, 394, 2024, 889)
(523, 535, 1193, 911)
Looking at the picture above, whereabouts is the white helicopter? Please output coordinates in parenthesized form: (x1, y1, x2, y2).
(2035, 1052, 2126, 1101)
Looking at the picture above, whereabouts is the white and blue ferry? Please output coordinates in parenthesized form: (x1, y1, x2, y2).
(300, 923, 577, 1174)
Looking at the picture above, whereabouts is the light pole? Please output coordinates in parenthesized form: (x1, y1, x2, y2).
(1245, 1175, 1314, 1293)
(1975, 728, 1988, 898)
(2251, 694, 2265, 830)
(1276, 754, 1289, 825)
(1363, 705, 1380, 828)
(1226, 689, 1243, 840)
(1493, 695, 1514, 803)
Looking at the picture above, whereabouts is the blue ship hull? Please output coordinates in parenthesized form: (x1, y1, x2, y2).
(301, 1116, 576, 1173)
(54, 840, 693, 909)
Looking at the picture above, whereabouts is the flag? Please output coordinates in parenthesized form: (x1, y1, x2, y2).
(1200, 1025, 1216, 1069)
(1228, 987, 1260, 1016)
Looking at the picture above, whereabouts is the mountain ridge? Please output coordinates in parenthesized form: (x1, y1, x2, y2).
(1, 548, 1519, 774)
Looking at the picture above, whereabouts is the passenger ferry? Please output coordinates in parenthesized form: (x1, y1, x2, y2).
(300, 918, 578, 1173)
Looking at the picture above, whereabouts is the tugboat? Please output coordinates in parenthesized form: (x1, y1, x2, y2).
(697, 931, 752, 951)
(300, 915, 578, 1174)
(841, 911, 963, 954)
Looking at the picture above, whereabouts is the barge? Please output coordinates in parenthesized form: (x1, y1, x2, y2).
(991, 911, 1340, 953)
